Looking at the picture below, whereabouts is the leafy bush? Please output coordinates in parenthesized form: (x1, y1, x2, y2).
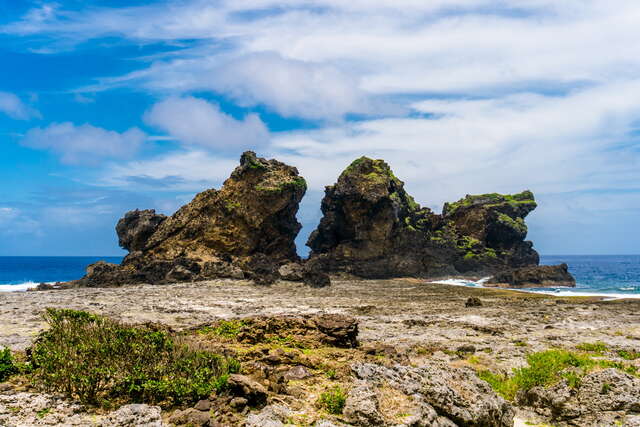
(0, 348, 17, 381)
(30, 308, 239, 407)
(318, 386, 346, 414)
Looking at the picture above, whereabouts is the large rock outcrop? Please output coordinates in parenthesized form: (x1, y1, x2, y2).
(307, 156, 546, 278)
(74, 151, 307, 286)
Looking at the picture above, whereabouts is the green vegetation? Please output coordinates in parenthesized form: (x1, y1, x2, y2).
(256, 176, 307, 193)
(197, 319, 246, 339)
(497, 213, 527, 234)
(617, 349, 640, 360)
(30, 308, 239, 407)
(36, 408, 51, 419)
(576, 341, 608, 354)
(318, 386, 346, 415)
(477, 349, 639, 401)
(444, 191, 536, 217)
(0, 347, 17, 381)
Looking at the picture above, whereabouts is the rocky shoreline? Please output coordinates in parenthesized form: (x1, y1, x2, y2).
(1, 278, 640, 426)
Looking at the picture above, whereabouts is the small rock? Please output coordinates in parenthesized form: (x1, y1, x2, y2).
(284, 365, 312, 381)
(465, 297, 483, 307)
(456, 344, 476, 354)
(278, 262, 304, 281)
(229, 397, 248, 411)
(302, 259, 331, 288)
(194, 399, 212, 411)
(227, 374, 268, 407)
(245, 404, 290, 427)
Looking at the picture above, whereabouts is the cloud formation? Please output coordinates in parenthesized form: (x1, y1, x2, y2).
(145, 96, 269, 149)
(0, 92, 40, 120)
(22, 122, 146, 165)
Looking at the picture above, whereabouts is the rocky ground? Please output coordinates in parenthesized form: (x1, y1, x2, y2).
(1, 278, 639, 426)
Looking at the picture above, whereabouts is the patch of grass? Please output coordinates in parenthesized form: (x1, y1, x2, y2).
(0, 347, 17, 381)
(318, 386, 346, 415)
(617, 349, 640, 360)
(30, 308, 239, 407)
(324, 368, 337, 380)
(513, 340, 528, 347)
(36, 408, 51, 418)
(478, 348, 640, 401)
(198, 319, 246, 339)
(576, 341, 608, 354)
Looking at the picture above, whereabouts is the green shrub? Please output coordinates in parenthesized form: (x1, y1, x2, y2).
(478, 349, 639, 401)
(318, 386, 346, 415)
(0, 348, 17, 381)
(30, 308, 239, 407)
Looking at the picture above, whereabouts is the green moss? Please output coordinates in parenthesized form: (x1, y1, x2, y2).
(198, 320, 246, 339)
(444, 191, 536, 217)
(497, 213, 527, 234)
(255, 176, 307, 193)
(617, 350, 640, 360)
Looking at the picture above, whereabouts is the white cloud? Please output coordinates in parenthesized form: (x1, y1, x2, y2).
(22, 122, 146, 165)
(102, 150, 238, 191)
(0, 92, 40, 120)
(145, 96, 269, 148)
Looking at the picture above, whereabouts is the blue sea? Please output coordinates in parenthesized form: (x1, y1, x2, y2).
(0, 255, 638, 298)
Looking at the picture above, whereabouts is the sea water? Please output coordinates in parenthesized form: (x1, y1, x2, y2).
(0, 256, 122, 291)
(0, 255, 638, 298)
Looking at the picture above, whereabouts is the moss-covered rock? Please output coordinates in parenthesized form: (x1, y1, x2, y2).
(308, 157, 542, 278)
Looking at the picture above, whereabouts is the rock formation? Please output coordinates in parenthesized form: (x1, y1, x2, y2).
(486, 263, 576, 288)
(307, 156, 566, 281)
(73, 151, 307, 286)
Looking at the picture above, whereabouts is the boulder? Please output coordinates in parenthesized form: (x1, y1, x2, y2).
(486, 263, 576, 288)
(245, 404, 291, 427)
(351, 362, 514, 427)
(343, 383, 384, 426)
(307, 156, 548, 279)
(465, 297, 483, 307)
(519, 368, 640, 423)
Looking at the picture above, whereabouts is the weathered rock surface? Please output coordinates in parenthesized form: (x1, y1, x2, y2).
(307, 156, 547, 279)
(519, 368, 640, 426)
(486, 263, 576, 288)
(351, 361, 515, 426)
(72, 151, 307, 286)
(0, 392, 164, 426)
(116, 209, 167, 252)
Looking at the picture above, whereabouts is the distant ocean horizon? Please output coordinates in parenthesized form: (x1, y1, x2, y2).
(0, 255, 638, 298)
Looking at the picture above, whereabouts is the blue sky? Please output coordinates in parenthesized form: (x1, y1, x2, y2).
(0, 0, 638, 256)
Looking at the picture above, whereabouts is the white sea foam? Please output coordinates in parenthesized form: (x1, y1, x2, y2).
(0, 281, 41, 292)
(428, 278, 640, 300)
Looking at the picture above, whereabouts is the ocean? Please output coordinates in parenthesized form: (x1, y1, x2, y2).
(0, 255, 638, 298)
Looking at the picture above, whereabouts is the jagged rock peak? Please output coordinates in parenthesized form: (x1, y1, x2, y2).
(307, 156, 432, 255)
(74, 151, 308, 286)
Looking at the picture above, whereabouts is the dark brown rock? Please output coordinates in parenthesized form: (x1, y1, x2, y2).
(465, 297, 483, 307)
(227, 374, 268, 407)
(307, 156, 550, 279)
(116, 209, 166, 252)
(302, 258, 331, 288)
(486, 263, 576, 288)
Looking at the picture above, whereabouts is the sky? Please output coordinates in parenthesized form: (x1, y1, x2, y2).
(0, 0, 638, 256)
